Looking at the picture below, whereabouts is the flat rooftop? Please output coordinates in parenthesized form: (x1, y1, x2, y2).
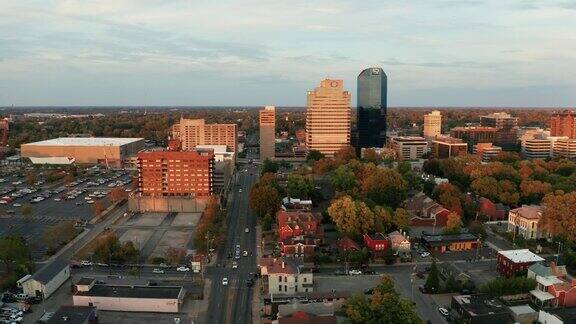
(24, 137, 144, 146)
(75, 284, 183, 299)
(498, 249, 544, 263)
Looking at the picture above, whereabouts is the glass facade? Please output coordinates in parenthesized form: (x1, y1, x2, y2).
(357, 67, 387, 148)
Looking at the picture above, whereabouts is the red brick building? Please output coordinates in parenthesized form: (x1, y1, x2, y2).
(137, 150, 214, 197)
(478, 197, 509, 221)
(277, 210, 323, 242)
(551, 110, 576, 139)
(363, 233, 390, 252)
(497, 249, 545, 277)
(279, 237, 317, 258)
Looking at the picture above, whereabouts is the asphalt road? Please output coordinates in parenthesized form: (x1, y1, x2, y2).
(204, 159, 259, 324)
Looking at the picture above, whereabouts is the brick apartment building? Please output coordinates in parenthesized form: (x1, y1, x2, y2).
(497, 249, 544, 277)
(277, 210, 323, 259)
(171, 118, 237, 153)
(136, 149, 215, 197)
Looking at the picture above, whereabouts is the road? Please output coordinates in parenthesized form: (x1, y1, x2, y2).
(204, 157, 259, 324)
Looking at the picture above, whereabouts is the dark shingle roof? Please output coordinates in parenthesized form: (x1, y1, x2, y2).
(31, 259, 69, 284)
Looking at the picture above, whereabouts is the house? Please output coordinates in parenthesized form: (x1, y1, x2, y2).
(19, 259, 70, 299)
(497, 249, 545, 277)
(259, 257, 313, 295)
(420, 233, 479, 253)
(282, 197, 313, 211)
(276, 210, 323, 242)
(478, 197, 509, 221)
(363, 233, 389, 253)
(39, 305, 98, 324)
(406, 192, 450, 227)
(73, 283, 184, 313)
(388, 231, 411, 258)
(528, 262, 567, 280)
(279, 237, 316, 259)
(335, 237, 360, 252)
(274, 311, 337, 324)
(508, 205, 545, 239)
(548, 280, 576, 307)
(538, 307, 576, 324)
(451, 294, 509, 324)
(531, 275, 566, 308)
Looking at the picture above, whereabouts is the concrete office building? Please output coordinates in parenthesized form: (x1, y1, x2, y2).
(551, 110, 576, 138)
(259, 106, 276, 160)
(431, 136, 467, 159)
(474, 143, 503, 162)
(553, 138, 576, 159)
(423, 110, 442, 138)
(171, 118, 237, 153)
(21, 137, 145, 167)
(390, 136, 428, 160)
(450, 126, 498, 153)
(480, 112, 519, 150)
(136, 149, 214, 197)
(306, 79, 351, 157)
(357, 67, 387, 148)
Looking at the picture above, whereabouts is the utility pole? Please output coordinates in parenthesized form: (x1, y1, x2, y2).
(557, 242, 563, 264)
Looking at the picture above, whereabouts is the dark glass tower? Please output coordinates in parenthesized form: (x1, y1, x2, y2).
(357, 67, 387, 148)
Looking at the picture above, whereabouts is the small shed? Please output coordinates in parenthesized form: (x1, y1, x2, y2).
(20, 259, 70, 299)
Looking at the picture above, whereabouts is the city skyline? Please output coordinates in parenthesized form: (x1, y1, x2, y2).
(1, 1, 576, 107)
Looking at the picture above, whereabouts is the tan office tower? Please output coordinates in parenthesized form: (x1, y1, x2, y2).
(306, 79, 351, 157)
(259, 106, 276, 160)
(171, 118, 237, 153)
(423, 110, 442, 137)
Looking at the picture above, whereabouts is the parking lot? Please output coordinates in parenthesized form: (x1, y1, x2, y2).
(0, 169, 133, 260)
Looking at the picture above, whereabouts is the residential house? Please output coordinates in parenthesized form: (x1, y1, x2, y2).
(388, 231, 411, 258)
(259, 257, 314, 295)
(478, 197, 509, 221)
(279, 237, 316, 259)
(528, 262, 567, 281)
(497, 249, 545, 277)
(363, 233, 389, 255)
(277, 210, 323, 242)
(508, 205, 546, 240)
(405, 192, 450, 227)
(420, 233, 479, 253)
(451, 294, 509, 324)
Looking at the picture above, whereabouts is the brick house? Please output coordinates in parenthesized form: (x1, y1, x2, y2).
(406, 192, 450, 227)
(279, 237, 316, 259)
(497, 249, 545, 277)
(277, 210, 323, 242)
(363, 233, 389, 253)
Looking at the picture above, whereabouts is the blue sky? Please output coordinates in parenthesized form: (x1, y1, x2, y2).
(1, 0, 575, 107)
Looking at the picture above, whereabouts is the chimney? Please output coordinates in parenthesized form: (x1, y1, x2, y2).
(282, 261, 285, 269)
(550, 261, 557, 273)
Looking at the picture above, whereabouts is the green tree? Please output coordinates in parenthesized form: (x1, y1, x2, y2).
(261, 158, 279, 174)
(43, 221, 78, 252)
(480, 277, 536, 297)
(0, 236, 33, 274)
(306, 150, 324, 162)
(331, 165, 357, 192)
(425, 260, 440, 293)
(393, 208, 411, 231)
(287, 174, 314, 198)
(344, 275, 421, 324)
(361, 168, 407, 209)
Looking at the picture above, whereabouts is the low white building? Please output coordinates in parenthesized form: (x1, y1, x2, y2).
(19, 259, 70, 299)
(259, 257, 313, 295)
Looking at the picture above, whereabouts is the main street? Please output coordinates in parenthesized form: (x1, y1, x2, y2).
(204, 154, 260, 324)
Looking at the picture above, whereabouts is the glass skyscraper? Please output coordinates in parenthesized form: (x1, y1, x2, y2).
(357, 67, 387, 148)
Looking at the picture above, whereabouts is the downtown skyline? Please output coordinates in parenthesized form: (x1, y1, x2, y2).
(1, 0, 576, 107)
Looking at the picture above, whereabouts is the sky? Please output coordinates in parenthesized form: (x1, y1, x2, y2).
(0, 0, 575, 107)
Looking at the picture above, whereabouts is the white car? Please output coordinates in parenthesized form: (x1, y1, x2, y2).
(421, 252, 430, 258)
(54, 198, 61, 202)
(245, 228, 249, 233)
(12, 203, 21, 207)
(349, 269, 362, 275)
(238, 189, 243, 193)
(438, 307, 449, 316)
(152, 268, 164, 274)
(80, 260, 93, 266)
(176, 266, 190, 272)
(86, 200, 94, 204)
(242, 251, 248, 257)
(232, 261, 238, 269)
(222, 277, 228, 285)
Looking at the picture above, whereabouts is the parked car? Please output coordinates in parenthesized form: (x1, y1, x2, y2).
(438, 307, 449, 316)
(176, 266, 190, 272)
(222, 277, 228, 286)
(420, 252, 430, 258)
(152, 268, 164, 274)
(348, 269, 362, 275)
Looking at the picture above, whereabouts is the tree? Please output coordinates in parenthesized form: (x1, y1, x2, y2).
(383, 248, 396, 265)
(261, 158, 279, 174)
(306, 150, 324, 162)
(392, 208, 411, 231)
(286, 174, 314, 198)
(63, 173, 76, 185)
(249, 183, 281, 218)
(43, 221, 77, 252)
(333, 146, 356, 166)
(327, 195, 376, 236)
(331, 165, 357, 193)
(0, 236, 32, 274)
(21, 203, 32, 219)
(93, 201, 106, 217)
(425, 260, 440, 293)
(539, 192, 576, 240)
(480, 277, 536, 297)
(165, 247, 186, 265)
(25, 171, 37, 186)
(520, 180, 551, 203)
(344, 275, 421, 324)
(109, 187, 126, 203)
(423, 159, 443, 177)
(312, 158, 336, 174)
(361, 168, 407, 209)
(444, 212, 462, 234)
(362, 148, 382, 164)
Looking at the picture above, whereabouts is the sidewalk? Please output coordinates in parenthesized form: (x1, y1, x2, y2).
(252, 224, 263, 324)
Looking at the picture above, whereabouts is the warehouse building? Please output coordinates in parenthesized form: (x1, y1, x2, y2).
(19, 259, 70, 299)
(21, 137, 145, 167)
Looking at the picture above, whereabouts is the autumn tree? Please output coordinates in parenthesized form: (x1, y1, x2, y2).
(520, 180, 551, 203)
(21, 203, 32, 219)
(25, 171, 37, 186)
(286, 174, 314, 198)
(261, 158, 279, 174)
(43, 221, 77, 252)
(539, 192, 576, 240)
(63, 173, 76, 185)
(109, 187, 127, 203)
(312, 158, 336, 174)
(333, 146, 356, 166)
(444, 212, 463, 234)
(362, 148, 382, 164)
(249, 180, 281, 218)
(93, 201, 106, 217)
(393, 208, 411, 231)
(331, 165, 357, 193)
(327, 195, 376, 236)
(361, 168, 407, 209)
(165, 247, 186, 265)
(306, 150, 324, 162)
(433, 183, 463, 216)
(344, 275, 421, 323)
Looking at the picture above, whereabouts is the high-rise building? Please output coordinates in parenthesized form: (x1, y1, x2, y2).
(259, 106, 276, 160)
(480, 112, 519, 151)
(450, 126, 498, 153)
(390, 136, 428, 161)
(171, 118, 237, 153)
(423, 110, 442, 138)
(550, 110, 576, 139)
(357, 67, 387, 148)
(306, 79, 351, 157)
(136, 149, 215, 197)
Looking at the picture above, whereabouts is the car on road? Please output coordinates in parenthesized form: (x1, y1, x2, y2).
(76, 202, 83, 206)
(159, 263, 170, 268)
(80, 260, 93, 267)
(348, 269, 362, 275)
(232, 261, 238, 269)
(152, 268, 164, 274)
(242, 251, 248, 257)
(14, 294, 28, 301)
(438, 307, 449, 316)
(54, 198, 61, 202)
(176, 266, 190, 272)
(420, 252, 430, 258)
(12, 203, 21, 207)
(238, 189, 242, 193)
(96, 263, 109, 267)
(222, 277, 228, 286)
(245, 227, 249, 233)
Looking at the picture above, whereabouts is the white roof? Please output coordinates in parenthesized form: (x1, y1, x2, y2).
(24, 137, 144, 146)
(537, 276, 564, 287)
(499, 249, 545, 263)
(195, 145, 230, 154)
(29, 157, 75, 165)
(530, 289, 555, 302)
